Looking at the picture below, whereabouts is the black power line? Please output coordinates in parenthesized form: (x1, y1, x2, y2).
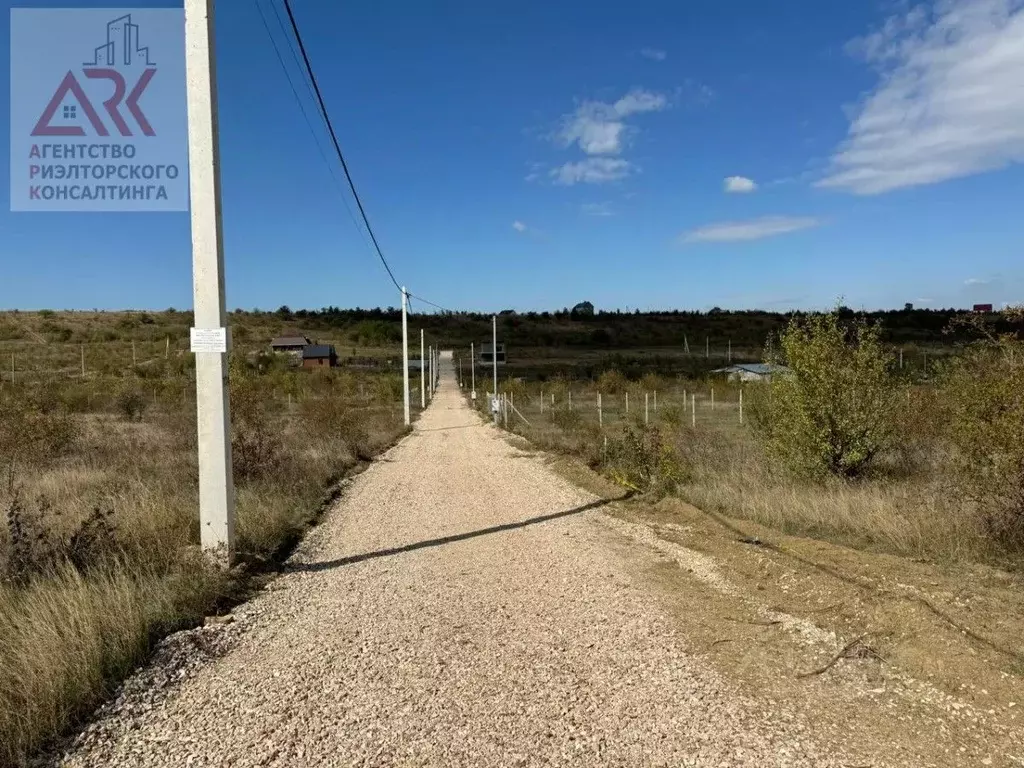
(252, 0, 371, 254)
(280, 0, 401, 292)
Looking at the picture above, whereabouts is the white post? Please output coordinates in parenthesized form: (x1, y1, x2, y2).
(165, 336, 170, 359)
(598, 392, 603, 427)
(186, 0, 234, 564)
(568, 389, 572, 411)
(132, 340, 137, 368)
(470, 342, 475, 395)
(551, 392, 554, 405)
(691, 393, 696, 427)
(401, 288, 410, 426)
(540, 390, 544, 414)
(420, 329, 425, 408)
(739, 388, 744, 425)
(625, 391, 629, 414)
(711, 387, 715, 411)
(492, 315, 498, 400)
(428, 345, 433, 400)
(645, 392, 649, 425)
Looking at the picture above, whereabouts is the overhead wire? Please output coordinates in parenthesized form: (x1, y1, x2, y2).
(280, 0, 402, 292)
(251, 0, 372, 256)
(258, 0, 458, 314)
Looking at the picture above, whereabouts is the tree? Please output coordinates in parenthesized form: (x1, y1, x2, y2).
(941, 307, 1024, 547)
(751, 309, 903, 479)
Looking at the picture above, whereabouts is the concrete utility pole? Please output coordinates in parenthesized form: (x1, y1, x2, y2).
(492, 315, 498, 399)
(420, 329, 425, 408)
(401, 288, 410, 426)
(185, 0, 234, 564)
(471, 342, 475, 395)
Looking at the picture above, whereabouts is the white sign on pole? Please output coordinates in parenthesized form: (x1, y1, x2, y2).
(190, 327, 228, 354)
(471, 390, 477, 400)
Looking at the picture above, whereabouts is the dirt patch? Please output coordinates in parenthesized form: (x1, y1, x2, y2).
(547, 456, 1024, 766)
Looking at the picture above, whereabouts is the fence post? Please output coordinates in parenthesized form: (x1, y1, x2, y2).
(645, 392, 649, 425)
(625, 391, 629, 414)
(711, 387, 715, 411)
(739, 388, 744, 424)
(540, 390, 544, 414)
(568, 389, 572, 411)
(691, 393, 696, 428)
(598, 392, 603, 427)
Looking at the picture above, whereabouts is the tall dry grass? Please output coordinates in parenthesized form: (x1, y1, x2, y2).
(0, 360, 409, 766)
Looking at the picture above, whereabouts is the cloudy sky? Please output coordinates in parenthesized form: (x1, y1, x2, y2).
(1, 0, 1022, 311)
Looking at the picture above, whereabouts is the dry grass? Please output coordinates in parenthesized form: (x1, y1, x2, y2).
(481, 380, 1013, 566)
(0, 353, 411, 766)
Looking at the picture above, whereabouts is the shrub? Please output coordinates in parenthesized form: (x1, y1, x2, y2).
(596, 369, 628, 394)
(115, 386, 147, 422)
(751, 309, 903, 479)
(605, 425, 684, 496)
(229, 364, 284, 483)
(0, 393, 78, 467)
(942, 329, 1024, 548)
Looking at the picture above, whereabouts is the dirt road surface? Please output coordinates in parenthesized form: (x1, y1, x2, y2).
(53, 362, 932, 767)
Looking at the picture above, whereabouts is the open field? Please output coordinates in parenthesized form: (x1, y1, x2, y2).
(0, 311, 417, 766)
(470, 313, 1023, 570)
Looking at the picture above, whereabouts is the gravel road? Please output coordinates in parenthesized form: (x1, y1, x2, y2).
(56, 360, 843, 767)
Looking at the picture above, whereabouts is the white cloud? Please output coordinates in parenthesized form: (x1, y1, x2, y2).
(724, 175, 758, 193)
(512, 220, 527, 233)
(819, 0, 1024, 195)
(640, 47, 667, 61)
(681, 216, 822, 243)
(557, 89, 667, 156)
(551, 158, 635, 185)
(581, 202, 615, 217)
(964, 277, 992, 286)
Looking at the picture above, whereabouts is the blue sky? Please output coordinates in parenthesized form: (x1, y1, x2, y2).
(2, 0, 1022, 312)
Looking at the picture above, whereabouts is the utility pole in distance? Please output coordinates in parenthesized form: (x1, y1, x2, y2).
(420, 329, 425, 408)
(185, 0, 234, 565)
(401, 288, 410, 426)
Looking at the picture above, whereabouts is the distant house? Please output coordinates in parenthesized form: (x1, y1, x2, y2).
(302, 345, 337, 369)
(711, 363, 790, 382)
(572, 301, 595, 317)
(973, 303, 994, 313)
(270, 335, 311, 355)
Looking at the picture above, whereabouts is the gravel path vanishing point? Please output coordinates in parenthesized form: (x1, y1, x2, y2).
(57, 358, 844, 768)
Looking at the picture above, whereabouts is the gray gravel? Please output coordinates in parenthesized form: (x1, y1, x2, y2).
(55, 362, 844, 767)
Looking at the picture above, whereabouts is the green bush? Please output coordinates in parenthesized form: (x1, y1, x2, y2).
(605, 425, 684, 496)
(942, 329, 1024, 548)
(751, 310, 903, 479)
